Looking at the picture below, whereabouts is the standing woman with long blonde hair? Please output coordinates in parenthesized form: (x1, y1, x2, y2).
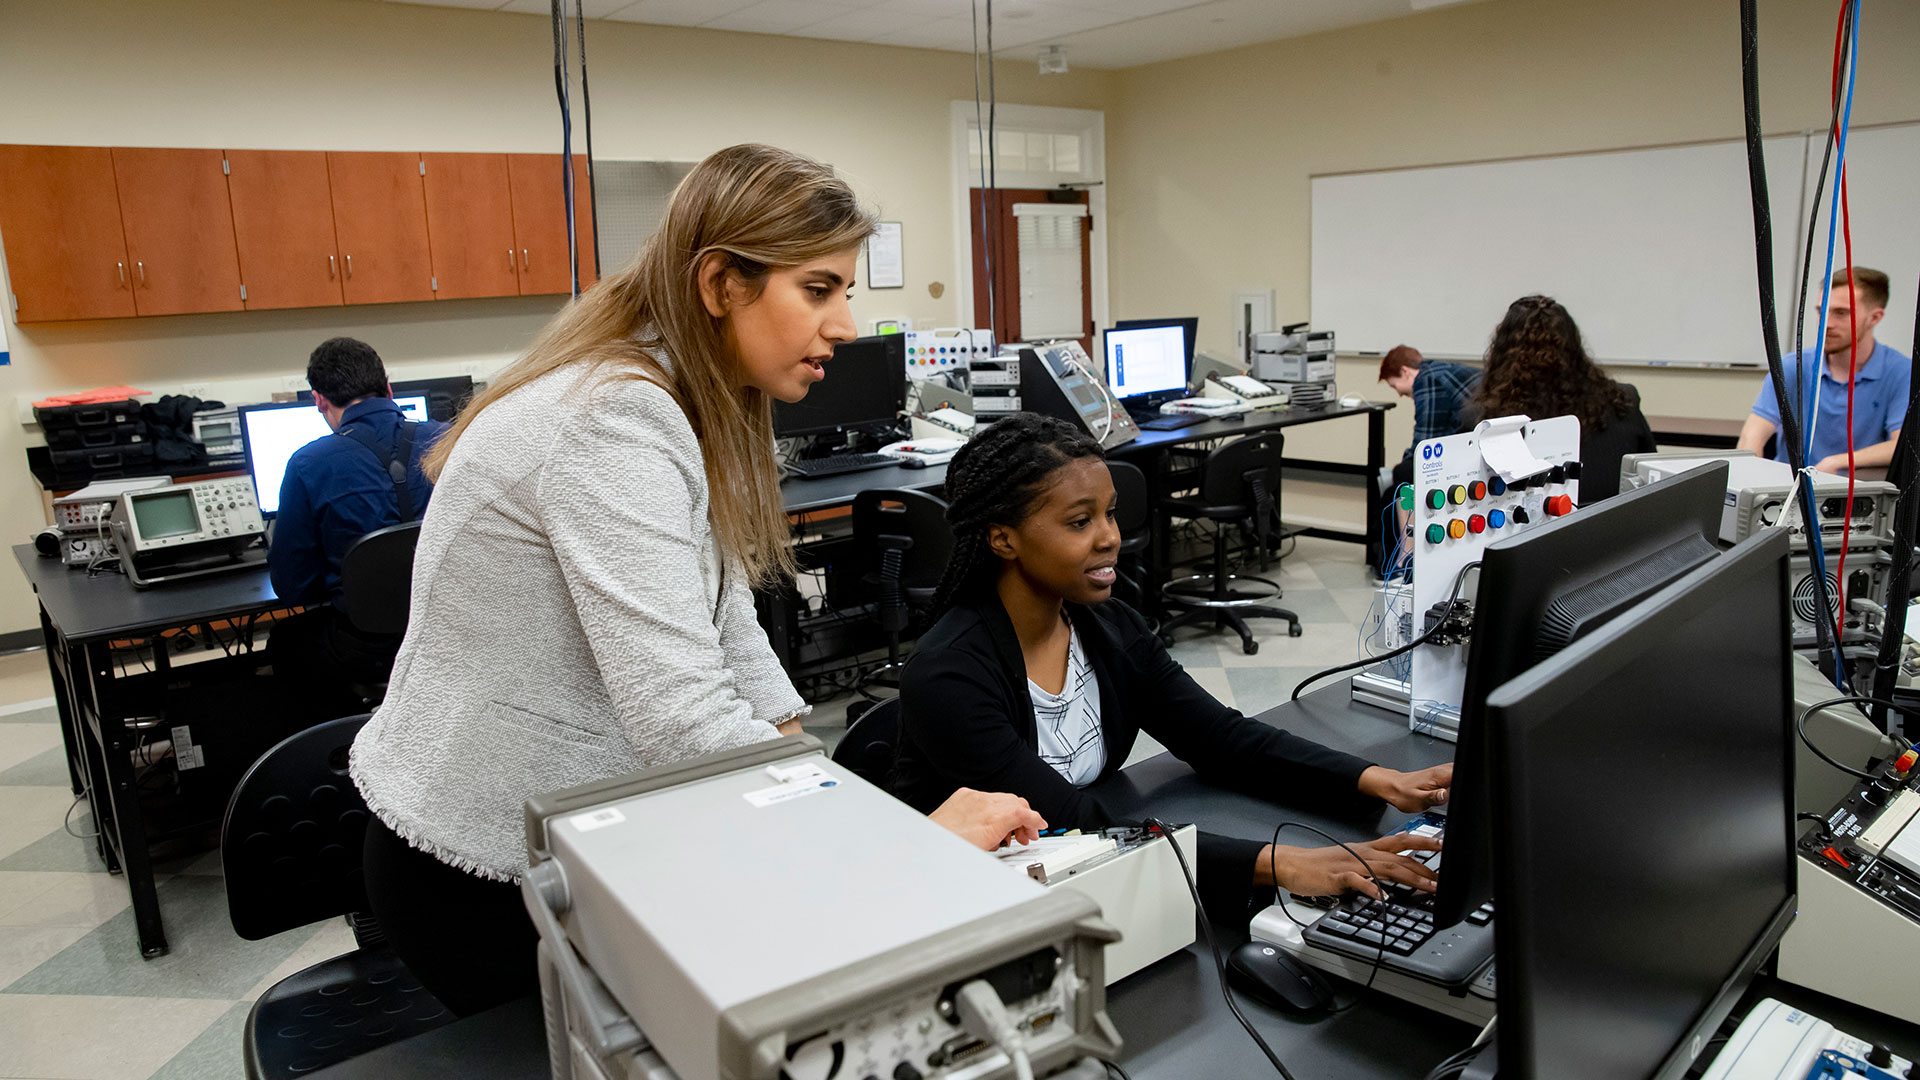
(349, 145, 1040, 1015)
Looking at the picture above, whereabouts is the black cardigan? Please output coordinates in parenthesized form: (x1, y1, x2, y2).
(892, 593, 1379, 921)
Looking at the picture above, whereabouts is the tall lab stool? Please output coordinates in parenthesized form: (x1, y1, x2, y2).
(850, 488, 953, 698)
(1156, 432, 1301, 655)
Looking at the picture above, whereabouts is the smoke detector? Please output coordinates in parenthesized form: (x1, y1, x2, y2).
(1039, 45, 1068, 75)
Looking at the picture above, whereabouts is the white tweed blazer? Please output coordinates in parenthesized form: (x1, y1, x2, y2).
(350, 362, 804, 881)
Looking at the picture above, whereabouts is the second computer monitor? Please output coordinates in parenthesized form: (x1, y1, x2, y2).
(240, 396, 428, 517)
(771, 334, 906, 439)
(1484, 529, 1794, 1080)
(1103, 322, 1191, 404)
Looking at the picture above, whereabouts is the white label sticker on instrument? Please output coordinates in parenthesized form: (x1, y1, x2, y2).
(569, 807, 626, 833)
(743, 775, 840, 808)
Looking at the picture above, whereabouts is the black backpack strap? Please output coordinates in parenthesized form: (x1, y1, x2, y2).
(337, 420, 419, 522)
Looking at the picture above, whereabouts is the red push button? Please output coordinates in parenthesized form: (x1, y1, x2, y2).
(1468, 481, 1487, 500)
(1468, 514, 1486, 534)
(1545, 495, 1574, 517)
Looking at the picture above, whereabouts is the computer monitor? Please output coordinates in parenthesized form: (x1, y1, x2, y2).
(297, 374, 472, 422)
(1430, 460, 1730, 931)
(1102, 323, 1190, 405)
(1483, 529, 1794, 1080)
(239, 396, 429, 517)
(772, 334, 907, 439)
(1113, 316, 1198, 369)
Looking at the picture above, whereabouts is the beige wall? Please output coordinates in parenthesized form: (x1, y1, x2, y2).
(1106, 0, 1920, 527)
(0, 0, 1112, 635)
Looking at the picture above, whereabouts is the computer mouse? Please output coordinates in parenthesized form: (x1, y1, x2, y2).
(1227, 942, 1334, 1014)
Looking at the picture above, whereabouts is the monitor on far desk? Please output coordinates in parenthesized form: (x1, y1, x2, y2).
(239, 396, 429, 518)
(772, 334, 906, 440)
(1103, 322, 1191, 411)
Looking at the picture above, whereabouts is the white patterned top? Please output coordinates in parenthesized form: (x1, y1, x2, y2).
(1028, 623, 1107, 787)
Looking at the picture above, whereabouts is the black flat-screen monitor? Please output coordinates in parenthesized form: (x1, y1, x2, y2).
(1482, 529, 1794, 1080)
(1430, 461, 1729, 931)
(1105, 319, 1195, 405)
(772, 334, 907, 439)
(297, 374, 473, 423)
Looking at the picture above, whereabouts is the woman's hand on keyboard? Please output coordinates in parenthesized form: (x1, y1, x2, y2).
(1260, 832, 1443, 901)
(1357, 764, 1453, 813)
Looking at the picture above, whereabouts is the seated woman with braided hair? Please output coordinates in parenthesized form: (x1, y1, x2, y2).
(890, 412, 1452, 924)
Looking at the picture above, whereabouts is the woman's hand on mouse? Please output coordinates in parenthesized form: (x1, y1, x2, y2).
(1357, 763, 1452, 813)
(929, 787, 1048, 851)
(1259, 832, 1443, 901)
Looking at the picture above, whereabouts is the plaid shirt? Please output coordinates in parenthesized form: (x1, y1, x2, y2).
(1403, 361, 1481, 462)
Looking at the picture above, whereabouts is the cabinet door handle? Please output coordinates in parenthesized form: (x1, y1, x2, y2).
(521, 248, 528, 272)
(117, 262, 126, 286)
(329, 254, 337, 279)
(346, 254, 353, 279)
(136, 261, 145, 284)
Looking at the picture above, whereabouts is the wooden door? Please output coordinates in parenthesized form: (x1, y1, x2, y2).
(327, 151, 434, 305)
(970, 188, 1092, 351)
(226, 150, 343, 310)
(422, 153, 520, 300)
(508, 153, 597, 296)
(0, 145, 136, 321)
(112, 148, 244, 315)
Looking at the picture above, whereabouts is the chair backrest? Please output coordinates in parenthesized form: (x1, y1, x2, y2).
(341, 520, 422, 636)
(222, 714, 375, 941)
(1201, 432, 1285, 509)
(851, 488, 954, 595)
(1107, 460, 1151, 544)
(832, 696, 901, 789)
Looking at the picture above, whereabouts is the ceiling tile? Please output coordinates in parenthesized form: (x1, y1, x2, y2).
(497, 0, 639, 17)
(787, 8, 944, 42)
(867, 16, 976, 49)
(383, 0, 508, 9)
(602, 0, 758, 23)
(707, 0, 867, 34)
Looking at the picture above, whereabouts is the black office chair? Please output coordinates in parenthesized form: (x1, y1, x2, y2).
(850, 489, 953, 699)
(831, 696, 901, 789)
(1107, 461, 1154, 613)
(336, 520, 422, 708)
(222, 715, 453, 1079)
(1157, 432, 1301, 654)
(340, 520, 422, 637)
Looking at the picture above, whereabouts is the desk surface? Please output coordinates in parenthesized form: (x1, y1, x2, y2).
(780, 461, 949, 515)
(13, 543, 282, 643)
(1117, 400, 1392, 456)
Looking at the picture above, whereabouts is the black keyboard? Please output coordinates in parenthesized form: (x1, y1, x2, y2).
(1136, 412, 1209, 431)
(1300, 836, 1496, 987)
(784, 452, 898, 479)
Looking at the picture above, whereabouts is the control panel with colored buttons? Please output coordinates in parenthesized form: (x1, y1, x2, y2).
(906, 328, 996, 375)
(1402, 415, 1583, 742)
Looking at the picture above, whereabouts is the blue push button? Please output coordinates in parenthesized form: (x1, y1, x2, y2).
(1488, 509, 1506, 529)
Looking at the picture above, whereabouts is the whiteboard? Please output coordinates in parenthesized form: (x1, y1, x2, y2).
(1310, 126, 1920, 367)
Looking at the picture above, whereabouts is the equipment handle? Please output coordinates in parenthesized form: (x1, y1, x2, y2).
(520, 861, 649, 1060)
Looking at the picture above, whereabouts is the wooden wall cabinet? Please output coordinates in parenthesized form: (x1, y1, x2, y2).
(422, 153, 520, 301)
(327, 151, 434, 306)
(226, 150, 344, 311)
(0, 145, 137, 321)
(111, 148, 244, 316)
(508, 153, 597, 295)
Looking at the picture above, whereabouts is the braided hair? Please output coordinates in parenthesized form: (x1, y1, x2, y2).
(1473, 295, 1634, 431)
(932, 412, 1106, 613)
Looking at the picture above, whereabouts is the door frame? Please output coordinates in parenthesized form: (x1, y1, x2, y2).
(949, 101, 1107, 344)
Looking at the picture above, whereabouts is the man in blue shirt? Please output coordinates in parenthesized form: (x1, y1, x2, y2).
(1740, 267, 1910, 475)
(1374, 346, 1481, 571)
(266, 337, 448, 720)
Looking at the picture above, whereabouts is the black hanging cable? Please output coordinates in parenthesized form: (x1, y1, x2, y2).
(1869, 292, 1920, 734)
(1739, 0, 1843, 683)
(575, 0, 599, 281)
(1791, 8, 1853, 408)
(549, 0, 580, 298)
(971, 2, 996, 341)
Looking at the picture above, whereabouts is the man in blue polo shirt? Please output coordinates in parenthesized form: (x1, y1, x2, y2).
(266, 337, 448, 720)
(1740, 267, 1910, 474)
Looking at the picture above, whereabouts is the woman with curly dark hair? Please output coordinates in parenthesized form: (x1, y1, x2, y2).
(1463, 295, 1655, 501)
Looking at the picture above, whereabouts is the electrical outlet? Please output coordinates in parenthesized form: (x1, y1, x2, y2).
(915, 318, 937, 331)
(181, 384, 210, 401)
(282, 375, 308, 393)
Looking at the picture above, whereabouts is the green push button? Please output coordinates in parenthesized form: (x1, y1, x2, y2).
(1425, 489, 1446, 511)
(1425, 523, 1446, 545)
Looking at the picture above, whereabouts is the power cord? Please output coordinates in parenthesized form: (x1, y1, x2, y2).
(1100, 1061, 1135, 1080)
(1292, 560, 1480, 701)
(1267, 821, 1390, 1013)
(1798, 694, 1918, 780)
(1143, 817, 1298, 1079)
(953, 979, 1033, 1080)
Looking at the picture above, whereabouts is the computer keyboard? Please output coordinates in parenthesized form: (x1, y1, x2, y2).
(1135, 412, 1209, 431)
(1300, 822, 1496, 988)
(783, 452, 898, 479)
